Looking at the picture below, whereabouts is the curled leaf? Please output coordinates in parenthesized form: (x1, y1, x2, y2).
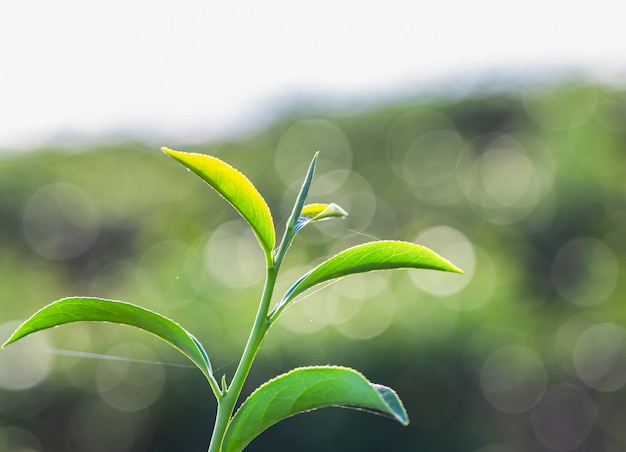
(273, 153, 319, 266)
(294, 202, 348, 232)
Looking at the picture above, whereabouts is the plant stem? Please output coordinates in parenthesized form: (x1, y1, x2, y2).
(207, 155, 316, 451)
(207, 264, 277, 452)
(207, 220, 297, 451)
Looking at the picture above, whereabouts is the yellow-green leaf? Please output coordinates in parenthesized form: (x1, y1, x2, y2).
(295, 202, 348, 232)
(162, 147, 275, 258)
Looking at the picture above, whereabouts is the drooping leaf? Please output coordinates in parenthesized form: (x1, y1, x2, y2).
(162, 147, 275, 259)
(2, 297, 214, 383)
(222, 366, 408, 452)
(294, 202, 348, 232)
(272, 240, 463, 318)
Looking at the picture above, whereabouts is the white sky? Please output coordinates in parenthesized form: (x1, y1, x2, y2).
(1, 0, 625, 150)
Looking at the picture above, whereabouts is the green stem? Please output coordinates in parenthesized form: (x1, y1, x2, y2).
(207, 223, 296, 451)
(207, 154, 317, 451)
(207, 264, 277, 452)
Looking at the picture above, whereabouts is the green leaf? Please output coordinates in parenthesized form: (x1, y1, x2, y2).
(222, 366, 408, 452)
(2, 297, 214, 384)
(294, 202, 348, 232)
(272, 240, 463, 319)
(162, 147, 275, 259)
(274, 153, 319, 267)
(285, 153, 319, 233)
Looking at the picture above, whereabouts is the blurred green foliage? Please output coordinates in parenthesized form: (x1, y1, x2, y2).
(1, 81, 625, 451)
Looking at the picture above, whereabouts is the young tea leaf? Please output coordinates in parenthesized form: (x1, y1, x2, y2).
(162, 147, 275, 259)
(222, 366, 408, 452)
(2, 297, 214, 383)
(273, 153, 319, 266)
(285, 153, 319, 232)
(272, 240, 463, 319)
(294, 202, 348, 233)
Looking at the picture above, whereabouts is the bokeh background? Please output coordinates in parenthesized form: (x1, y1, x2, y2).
(1, 2, 626, 452)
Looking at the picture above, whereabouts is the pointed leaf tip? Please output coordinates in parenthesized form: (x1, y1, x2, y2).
(275, 240, 463, 316)
(223, 366, 408, 452)
(2, 297, 214, 383)
(162, 147, 275, 257)
(294, 202, 349, 233)
(285, 152, 320, 232)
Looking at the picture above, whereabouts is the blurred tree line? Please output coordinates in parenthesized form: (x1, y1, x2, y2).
(1, 81, 625, 451)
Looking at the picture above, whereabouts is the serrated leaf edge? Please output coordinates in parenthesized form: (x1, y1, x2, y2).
(2, 297, 213, 381)
(278, 240, 464, 311)
(230, 365, 408, 425)
(162, 147, 275, 258)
